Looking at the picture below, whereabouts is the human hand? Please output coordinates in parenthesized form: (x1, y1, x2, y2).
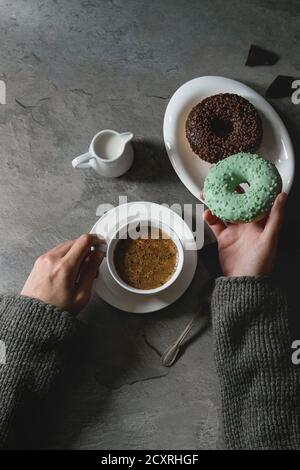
(203, 192, 287, 277)
(21, 234, 104, 314)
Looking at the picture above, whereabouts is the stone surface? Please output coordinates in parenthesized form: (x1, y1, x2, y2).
(0, 0, 299, 450)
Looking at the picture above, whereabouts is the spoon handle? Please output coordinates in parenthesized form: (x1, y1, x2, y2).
(160, 312, 200, 367)
(160, 342, 180, 368)
(175, 314, 198, 346)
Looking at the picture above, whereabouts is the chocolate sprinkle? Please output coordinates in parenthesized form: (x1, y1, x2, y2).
(266, 75, 295, 98)
(185, 93, 263, 164)
(245, 45, 279, 66)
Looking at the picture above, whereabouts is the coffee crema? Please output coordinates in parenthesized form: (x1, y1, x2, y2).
(114, 228, 178, 290)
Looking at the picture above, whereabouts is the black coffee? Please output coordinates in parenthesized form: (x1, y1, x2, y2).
(114, 228, 178, 290)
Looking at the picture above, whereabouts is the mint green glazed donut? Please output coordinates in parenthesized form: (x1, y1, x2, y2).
(204, 153, 282, 223)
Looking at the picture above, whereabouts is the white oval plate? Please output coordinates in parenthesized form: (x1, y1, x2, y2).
(90, 202, 198, 314)
(163, 76, 295, 200)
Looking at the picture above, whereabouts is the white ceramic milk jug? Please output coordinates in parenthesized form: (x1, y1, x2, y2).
(72, 129, 134, 177)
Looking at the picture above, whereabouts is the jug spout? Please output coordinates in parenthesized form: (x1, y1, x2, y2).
(120, 131, 134, 144)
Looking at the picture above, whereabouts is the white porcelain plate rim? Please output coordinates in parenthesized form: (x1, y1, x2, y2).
(163, 76, 295, 202)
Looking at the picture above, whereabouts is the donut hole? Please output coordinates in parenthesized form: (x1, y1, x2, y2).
(234, 182, 250, 194)
(210, 117, 233, 138)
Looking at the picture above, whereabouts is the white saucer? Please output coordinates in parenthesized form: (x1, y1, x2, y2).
(90, 202, 198, 313)
(163, 76, 295, 201)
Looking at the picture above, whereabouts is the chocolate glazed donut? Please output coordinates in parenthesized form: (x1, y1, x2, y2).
(185, 93, 263, 163)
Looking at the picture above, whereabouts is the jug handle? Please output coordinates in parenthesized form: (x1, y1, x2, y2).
(72, 152, 94, 169)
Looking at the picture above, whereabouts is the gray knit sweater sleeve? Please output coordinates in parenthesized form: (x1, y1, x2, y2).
(0, 295, 79, 449)
(211, 277, 300, 450)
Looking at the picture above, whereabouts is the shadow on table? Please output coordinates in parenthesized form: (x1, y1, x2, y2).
(273, 111, 300, 337)
(120, 138, 179, 184)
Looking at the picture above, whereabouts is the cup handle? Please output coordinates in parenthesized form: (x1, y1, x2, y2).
(91, 242, 107, 256)
(72, 152, 94, 169)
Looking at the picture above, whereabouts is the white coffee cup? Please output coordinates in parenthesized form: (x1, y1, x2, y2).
(95, 219, 184, 295)
(72, 129, 134, 178)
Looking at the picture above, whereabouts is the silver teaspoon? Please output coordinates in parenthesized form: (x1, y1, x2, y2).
(160, 312, 208, 367)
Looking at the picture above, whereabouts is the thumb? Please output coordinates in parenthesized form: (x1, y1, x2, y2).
(263, 193, 287, 244)
(77, 250, 103, 297)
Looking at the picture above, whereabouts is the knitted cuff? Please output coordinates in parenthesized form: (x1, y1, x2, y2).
(0, 295, 78, 345)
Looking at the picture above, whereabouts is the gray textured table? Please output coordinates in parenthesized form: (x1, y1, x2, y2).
(0, 0, 299, 450)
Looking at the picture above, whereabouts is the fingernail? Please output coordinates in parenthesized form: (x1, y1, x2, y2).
(94, 234, 105, 241)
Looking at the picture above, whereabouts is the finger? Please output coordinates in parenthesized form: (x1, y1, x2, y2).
(235, 185, 245, 194)
(48, 239, 75, 257)
(263, 193, 287, 243)
(254, 217, 267, 230)
(76, 250, 104, 296)
(65, 234, 105, 271)
(203, 209, 226, 238)
(200, 191, 205, 201)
